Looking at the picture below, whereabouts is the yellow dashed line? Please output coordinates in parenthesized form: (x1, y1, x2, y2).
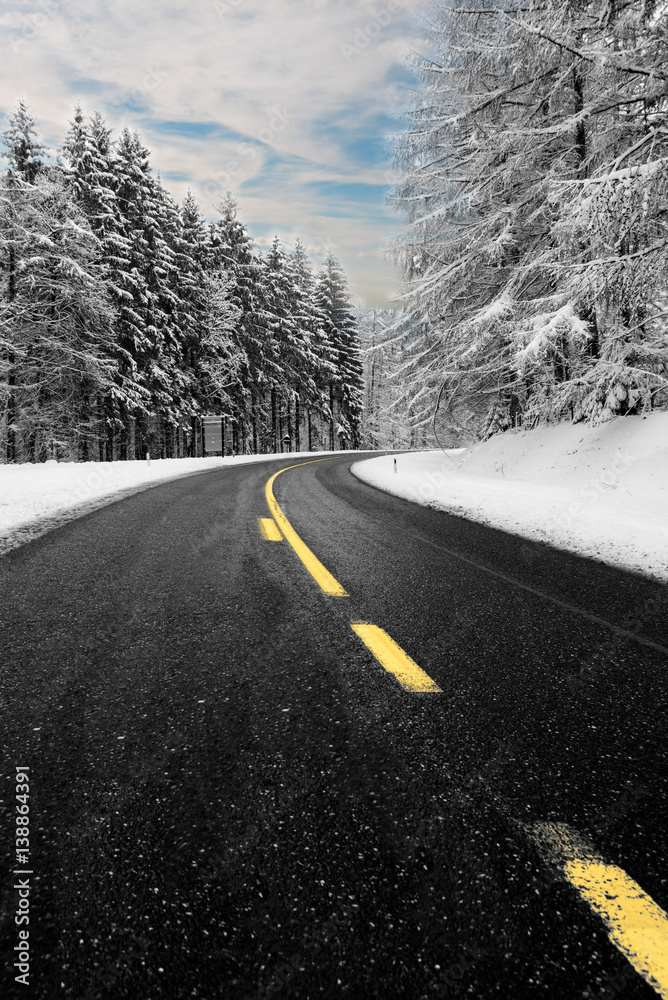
(265, 460, 348, 597)
(260, 459, 668, 1000)
(259, 517, 283, 541)
(264, 457, 667, 997)
(532, 821, 668, 998)
(351, 622, 442, 693)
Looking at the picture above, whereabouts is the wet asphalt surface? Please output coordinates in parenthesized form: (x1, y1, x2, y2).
(0, 452, 666, 1000)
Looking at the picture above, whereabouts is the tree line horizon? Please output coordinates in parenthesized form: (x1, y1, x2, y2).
(0, 100, 364, 464)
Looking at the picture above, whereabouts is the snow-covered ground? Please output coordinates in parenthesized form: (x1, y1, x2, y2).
(352, 413, 668, 583)
(0, 451, 344, 556)
(3, 420, 667, 582)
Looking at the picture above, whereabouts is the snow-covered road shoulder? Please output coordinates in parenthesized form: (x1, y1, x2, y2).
(0, 452, 343, 557)
(352, 414, 668, 583)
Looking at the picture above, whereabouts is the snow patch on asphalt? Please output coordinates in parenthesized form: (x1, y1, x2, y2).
(352, 414, 668, 583)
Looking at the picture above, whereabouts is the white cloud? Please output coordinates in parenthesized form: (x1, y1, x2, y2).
(0, 0, 427, 305)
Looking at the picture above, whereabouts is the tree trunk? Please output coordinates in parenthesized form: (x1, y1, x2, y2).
(127, 415, 135, 460)
(80, 423, 89, 463)
(329, 384, 335, 451)
(190, 416, 198, 457)
(6, 353, 16, 463)
(108, 403, 119, 462)
(157, 416, 164, 460)
(572, 69, 587, 175)
(98, 397, 106, 462)
(106, 415, 114, 463)
(271, 387, 277, 453)
(119, 411, 129, 461)
(295, 395, 301, 452)
(278, 399, 284, 452)
(6, 246, 17, 463)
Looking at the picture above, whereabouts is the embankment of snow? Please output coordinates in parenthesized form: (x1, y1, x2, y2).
(352, 414, 668, 583)
(0, 451, 344, 556)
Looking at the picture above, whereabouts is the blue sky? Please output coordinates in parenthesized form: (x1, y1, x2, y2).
(1, 0, 428, 306)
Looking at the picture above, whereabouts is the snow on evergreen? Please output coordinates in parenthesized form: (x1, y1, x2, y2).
(0, 102, 364, 462)
(315, 253, 364, 449)
(389, 0, 668, 439)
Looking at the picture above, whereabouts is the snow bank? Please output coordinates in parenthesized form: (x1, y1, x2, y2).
(0, 452, 343, 556)
(352, 414, 668, 583)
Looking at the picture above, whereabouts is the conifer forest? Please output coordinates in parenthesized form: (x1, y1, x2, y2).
(4, 0, 668, 461)
(0, 102, 365, 462)
(389, 0, 668, 440)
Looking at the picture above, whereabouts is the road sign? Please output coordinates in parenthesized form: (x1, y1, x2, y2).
(282, 435, 291, 445)
(203, 416, 223, 453)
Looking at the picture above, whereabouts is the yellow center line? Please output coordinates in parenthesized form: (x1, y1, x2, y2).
(531, 822, 668, 998)
(351, 622, 442, 693)
(265, 458, 348, 597)
(259, 517, 283, 541)
(264, 460, 442, 694)
(265, 458, 665, 995)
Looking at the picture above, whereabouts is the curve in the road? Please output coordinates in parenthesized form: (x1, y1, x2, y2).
(348, 476, 668, 659)
(265, 458, 349, 597)
(266, 457, 443, 695)
(271, 456, 668, 999)
(2, 452, 666, 1000)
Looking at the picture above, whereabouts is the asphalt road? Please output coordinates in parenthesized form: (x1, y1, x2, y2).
(0, 452, 666, 1000)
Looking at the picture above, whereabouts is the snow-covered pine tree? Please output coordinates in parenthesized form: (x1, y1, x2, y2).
(3, 102, 369, 461)
(149, 175, 201, 457)
(197, 267, 244, 432)
(62, 106, 103, 220)
(390, 0, 668, 435)
(1, 108, 116, 461)
(179, 189, 242, 452)
(2, 98, 47, 183)
(539, 0, 668, 423)
(390, 0, 573, 437)
(61, 111, 153, 459)
(111, 127, 192, 459)
(1, 101, 48, 461)
(357, 308, 410, 449)
(289, 238, 337, 450)
(316, 253, 364, 449)
(264, 236, 333, 451)
(263, 236, 298, 450)
(178, 189, 212, 455)
(210, 194, 275, 453)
